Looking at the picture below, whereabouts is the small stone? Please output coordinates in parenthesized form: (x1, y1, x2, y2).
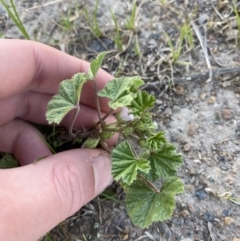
(200, 93, 206, 101)
(204, 188, 213, 194)
(148, 38, 157, 47)
(217, 156, 226, 162)
(119, 231, 129, 240)
(156, 99, 163, 105)
(232, 238, 240, 241)
(225, 177, 234, 185)
(208, 96, 216, 104)
(188, 167, 196, 175)
(187, 124, 195, 136)
(175, 84, 184, 95)
(193, 159, 201, 163)
(173, 105, 180, 112)
(164, 108, 172, 117)
(183, 143, 191, 152)
(221, 109, 233, 120)
(222, 209, 232, 216)
(204, 212, 216, 222)
(220, 165, 229, 171)
(181, 209, 190, 217)
(224, 217, 235, 225)
(221, 81, 231, 88)
(158, 222, 171, 240)
(195, 189, 207, 200)
(172, 217, 184, 225)
(187, 204, 195, 213)
(198, 13, 209, 24)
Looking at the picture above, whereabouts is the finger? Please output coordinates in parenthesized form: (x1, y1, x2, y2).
(20, 91, 115, 128)
(0, 39, 112, 111)
(0, 116, 117, 166)
(0, 91, 109, 126)
(0, 91, 116, 132)
(0, 149, 112, 241)
(0, 119, 52, 165)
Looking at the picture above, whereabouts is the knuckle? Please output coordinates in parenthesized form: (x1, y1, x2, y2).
(51, 161, 83, 217)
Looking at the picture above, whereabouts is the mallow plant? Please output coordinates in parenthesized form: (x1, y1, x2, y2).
(46, 52, 184, 228)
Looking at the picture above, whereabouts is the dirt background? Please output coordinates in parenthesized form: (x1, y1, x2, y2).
(1, 0, 240, 240)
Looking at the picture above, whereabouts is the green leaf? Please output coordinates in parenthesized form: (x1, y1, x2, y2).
(89, 52, 106, 77)
(46, 73, 89, 124)
(129, 91, 156, 117)
(82, 137, 100, 148)
(138, 139, 148, 148)
(0, 154, 19, 168)
(147, 143, 182, 181)
(111, 141, 150, 185)
(100, 131, 114, 140)
(133, 113, 156, 137)
(125, 177, 184, 228)
(122, 127, 134, 136)
(147, 132, 167, 151)
(98, 76, 144, 109)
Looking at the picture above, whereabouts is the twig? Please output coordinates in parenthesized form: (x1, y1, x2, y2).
(143, 67, 240, 88)
(212, 4, 229, 20)
(173, 67, 240, 83)
(191, 20, 213, 82)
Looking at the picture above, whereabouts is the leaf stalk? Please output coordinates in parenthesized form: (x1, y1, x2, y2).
(92, 78, 104, 128)
(69, 107, 80, 137)
(138, 174, 159, 193)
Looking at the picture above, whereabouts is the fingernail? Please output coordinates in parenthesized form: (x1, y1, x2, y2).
(92, 153, 113, 194)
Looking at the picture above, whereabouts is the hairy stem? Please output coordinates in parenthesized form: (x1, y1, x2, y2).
(100, 140, 112, 154)
(69, 107, 80, 137)
(92, 78, 104, 127)
(129, 134, 140, 141)
(76, 128, 100, 139)
(138, 174, 159, 193)
(94, 108, 114, 127)
(104, 127, 123, 132)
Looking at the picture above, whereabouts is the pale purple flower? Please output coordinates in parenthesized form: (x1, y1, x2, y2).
(119, 107, 134, 121)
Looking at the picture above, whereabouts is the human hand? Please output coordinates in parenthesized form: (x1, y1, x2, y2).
(0, 39, 113, 241)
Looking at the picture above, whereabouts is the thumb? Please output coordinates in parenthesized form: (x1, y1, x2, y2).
(0, 149, 112, 241)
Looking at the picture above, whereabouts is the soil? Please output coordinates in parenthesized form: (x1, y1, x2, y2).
(1, 0, 240, 240)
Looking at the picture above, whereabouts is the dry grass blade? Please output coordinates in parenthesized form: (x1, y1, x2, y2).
(26, 0, 64, 11)
(191, 20, 213, 82)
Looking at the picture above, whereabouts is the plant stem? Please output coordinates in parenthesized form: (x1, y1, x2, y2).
(100, 140, 112, 154)
(104, 127, 123, 132)
(94, 108, 114, 127)
(138, 174, 159, 193)
(92, 78, 104, 127)
(69, 107, 80, 137)
(76, 128, 100, 139)
(129, 134, 140, 141)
